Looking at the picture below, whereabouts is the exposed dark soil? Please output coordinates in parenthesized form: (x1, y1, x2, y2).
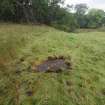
(32, 56, 72, 73)
(26, 91, 33, 96)
(101, 88, 105, 95)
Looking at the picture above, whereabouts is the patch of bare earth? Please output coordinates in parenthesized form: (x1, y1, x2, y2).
(32, 56, 72, 73)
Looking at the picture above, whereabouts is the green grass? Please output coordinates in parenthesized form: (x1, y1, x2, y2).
(0, 23, 105, 105)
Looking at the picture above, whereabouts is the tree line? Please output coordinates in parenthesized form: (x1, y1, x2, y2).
(0, 0, 105, 32)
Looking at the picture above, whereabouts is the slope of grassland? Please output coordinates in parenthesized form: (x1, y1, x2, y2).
(0, 23, 105, 105)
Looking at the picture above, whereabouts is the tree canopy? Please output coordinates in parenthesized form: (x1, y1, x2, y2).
(0, 1, 105, 31)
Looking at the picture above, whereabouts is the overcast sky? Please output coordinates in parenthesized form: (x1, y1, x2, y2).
(65, 0, 105, 11)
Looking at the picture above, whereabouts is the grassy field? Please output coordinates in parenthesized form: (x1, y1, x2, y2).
(0, 23, 105, 105)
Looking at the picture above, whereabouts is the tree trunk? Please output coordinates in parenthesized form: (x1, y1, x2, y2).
(16, 0, 36, 23)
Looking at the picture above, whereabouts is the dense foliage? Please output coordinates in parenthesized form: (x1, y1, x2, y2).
(0, 0, 64, 23)
(0, 0, 105, 31)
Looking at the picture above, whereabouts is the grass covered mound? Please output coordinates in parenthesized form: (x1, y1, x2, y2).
(0, 23, 105, 105)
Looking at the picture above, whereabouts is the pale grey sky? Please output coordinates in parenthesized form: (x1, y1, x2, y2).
(65, 0, 105, 11)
